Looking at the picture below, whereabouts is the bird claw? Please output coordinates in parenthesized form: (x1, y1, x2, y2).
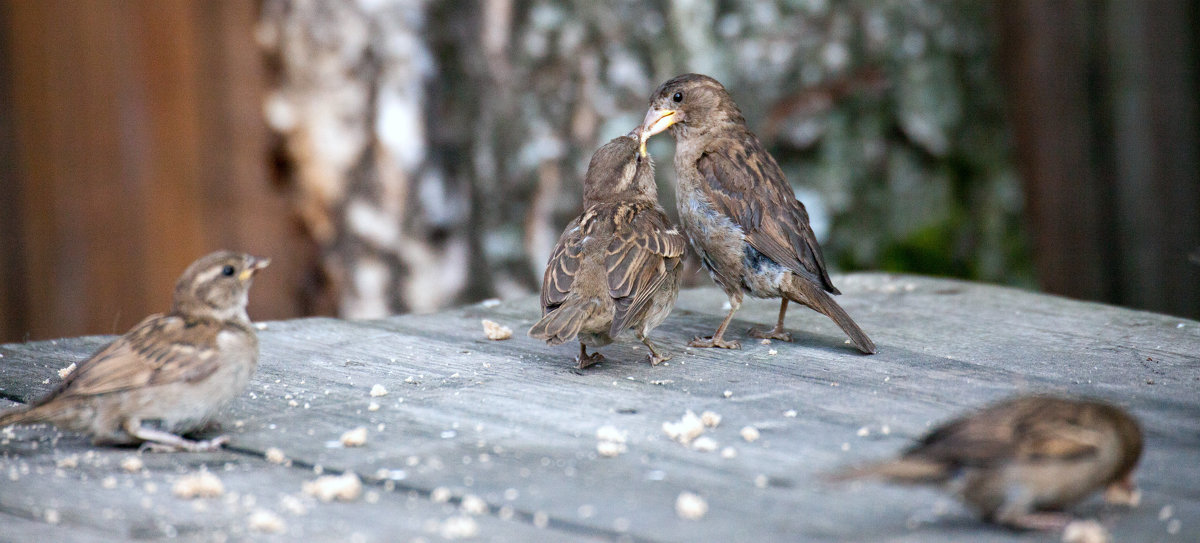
(689, 336, 741, 349)
(137, 435, 230, 453)
(646, 352, 671, 366)
(576, 352, 606, 369)
(748, 327, 792, 342)
(999, 511, 1073, 531)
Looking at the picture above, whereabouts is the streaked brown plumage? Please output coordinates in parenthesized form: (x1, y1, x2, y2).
(0, 251, 269, 451)
(529, 133, 685, 369)
(829, 395, 1144, 530)
(640, 73, 874, 353)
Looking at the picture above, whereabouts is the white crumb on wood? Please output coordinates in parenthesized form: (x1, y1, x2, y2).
(120, 456, 144, 473)
(533, 511, 549, 528)
(254, 322, 269, 330)
(248, 509, 287, 533)
(481, 319, 513, 340)
(692, 436, 719, 452)
(856, 426, 870, 437)
(461, 494, 488, 515)
(370, 384, 388, 397)
(101, 476, 117, 489)
(663, 410, 706, 445)
(340, 427, 368, 447)
(784, 410, 797, 418)
(57, 363, 76, 379)
(44, 508, 60, 524)
(1061, 519, 1108, 543)
(1167, 519, 1181, 535)
(720, 447, 738, 459)
(302, 472, 362, 502)
(440, 515, 481, 539)
(280, 495, 307, 516)
(368, 401, 380, 412)
(740, 426, 761, 442)
(700, 411, 722, 428)
(675, 491, 708, 520)
(754, 474, 768, 488)
(173, 471, 225, 499)
(56, 455, 79, 469)
(596, 425, 627, 443)
(597, 441, 627, 457)
(767, 349, 778, 355)
(431, 486, 452, 503)
(723, 390, 733, 398)
(265, 447, 287, 465)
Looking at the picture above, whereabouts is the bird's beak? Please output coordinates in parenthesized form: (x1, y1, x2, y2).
(627, 127, 646, 157)
(639, 107, 677, 155)
(239, 256, 271, 281)
(1103, 474, 1141, 507)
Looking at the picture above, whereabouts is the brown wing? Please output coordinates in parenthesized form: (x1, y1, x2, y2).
(605, 203, 686, 335)
(696, 131, 838, 293)
(540, 217, 585, 314)
(41, 314, 227, 402)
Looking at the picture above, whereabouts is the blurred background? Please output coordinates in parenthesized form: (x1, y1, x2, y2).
(0, 0, 1196, 343)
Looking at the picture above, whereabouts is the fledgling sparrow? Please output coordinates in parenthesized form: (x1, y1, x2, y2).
(828, 395, 1143, 530)
(0, 251, 269, 452)
(640, 74, 874, 353)
(529, 133, 685, 369)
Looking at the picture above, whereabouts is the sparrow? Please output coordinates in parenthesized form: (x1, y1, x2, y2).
(0, 251, 270, 452)
(828, 395, 1144, 530)
(529, 133, 686, 369)
(640, 73, 874, 353)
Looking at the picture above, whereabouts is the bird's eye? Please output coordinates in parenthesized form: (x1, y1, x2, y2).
(672, 92, 683, 103)
(221, 265, 236, 277)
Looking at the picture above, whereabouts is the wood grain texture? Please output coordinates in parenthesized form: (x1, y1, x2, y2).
(1, 274, 1198, 542)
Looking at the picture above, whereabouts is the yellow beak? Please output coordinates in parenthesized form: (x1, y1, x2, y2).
(639, 108, 677, 155)
(238, 257, 271, 281)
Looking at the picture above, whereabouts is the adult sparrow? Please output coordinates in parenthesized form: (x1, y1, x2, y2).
(0, 251, 269, 452)
(640, 73, 874, 353)
(828, 395, 1143, 530)
(529, 133, 685, 369)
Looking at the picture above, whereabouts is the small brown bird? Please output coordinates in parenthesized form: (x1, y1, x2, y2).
(529, 133, 685, 369)
(828, 395, 1144, 530)
(640, 73, 874, 353)
(0, 251, 269, 451)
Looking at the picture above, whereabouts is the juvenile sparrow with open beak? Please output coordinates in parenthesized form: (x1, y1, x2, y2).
(529, 132, 685, 369)
(0, 251, 269, 452)
(640, 73, 874, 353)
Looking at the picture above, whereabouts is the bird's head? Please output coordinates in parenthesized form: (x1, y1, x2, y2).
(640, 73, 744, 148)
(583, 133, 656, 205)
(172, 251, 270, 322)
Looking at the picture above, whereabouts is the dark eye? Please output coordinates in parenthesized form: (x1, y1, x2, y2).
(672, 91, 683, 103)
(221, 265, 236, 277)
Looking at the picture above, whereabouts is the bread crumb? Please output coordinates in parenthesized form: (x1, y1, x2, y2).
(481, 319, 513, 340)
(56, 455, 79, 469)
(255, 322, 269, 330)
(368, 401, 381, 412)
(173, 470, 225, 499)
(302, 472, 362, 502)
(248, 509, 286, 534)
(340, 427, 368, 447)
(723, 390, 733, 398)
(1167, 519, 1181, 535)
(856, 426, 870, 437)
(740, 426, 760, 443)
(663, 411, 706, 445)
(692, 436, 719, 452)
(265, 447, 287, 465)
(280, 495, 307, 516)
(57, 363, 76, 379)
(754, 474, 768, 488)
(431, 487, 452, 503)
(440, 515, 480, 539)
(461, 494, 488, 515)
(370, 384, 388, 397)
(1062, 519, 1108, 543)
(784, 410, 797, 418)
(44, 508, 60, 525)
(675, 491, 708, 520)
(597, 441, 627, 457)
(767, 349, 777, 355)
(596, 425, 627, 443)
(533, 511, 549, 528)
(101, 476, 118, 489)
(700, 411, 721, 428)
(119, 456, 144, 473)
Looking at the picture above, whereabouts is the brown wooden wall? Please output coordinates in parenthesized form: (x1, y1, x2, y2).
(0, 0, 312, 342)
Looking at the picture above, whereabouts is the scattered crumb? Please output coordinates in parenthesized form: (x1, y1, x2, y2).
(1159, 505, 1174, 521)
(881, 424, 891, 435)
(663, 411, 706, 445)
(254, 322, 269, 331)
(533, 511, 550, 529)
(784, 410, 797, 418)
(700, 411, 722, 428)
(1062, 519, 1108, 543)
(431, 487, 452, 503)
(760, 339, 771, 345)
(119, 456, 144, 473)
(173, 471, 225, 499)
(596, 425, 628, 457)
(302, 472, 362, 502)
(754, 474, 768, 488)
(440, 515, 480, 539)
(280, 495, 307, 516)
(1167, 519, 1181, 535)
(368, 401, 380, 412)
(692, 436, 719, 452)
(248, 509, 286, 534)
(101, 476, 118, 489)
(370, 384, 388, 397)
(56, 455, 79, 469)
(265, 448, 287, 465)
(57, 363, 76, 379)
(675, 491, 708, 520)
(723, 390, 733, 398)
(340, 427, 368, 447)
(856, 426, 870, 437)
(767, 349, 777, 356)
(461, 494, 488, 515)
(44, 508, 60, 525)
(721, 447, 738, 459)
(740, 426, 761, 443)
(480, 298, 501, 308)
(481, 319, 513, 340)
(597, 441, 627, 457)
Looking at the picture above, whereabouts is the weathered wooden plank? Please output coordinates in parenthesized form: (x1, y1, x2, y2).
(2, 274, 1198, 542)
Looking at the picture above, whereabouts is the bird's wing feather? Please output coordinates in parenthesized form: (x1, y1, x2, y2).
(606, 204, 686, 334)
(540, 217, 584, 314)
(696, 133, 837, 293)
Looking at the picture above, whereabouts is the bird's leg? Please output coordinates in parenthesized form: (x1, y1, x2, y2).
(689, 297, 742, 349)
(748, 299, 793, 342)
(997, 511, 1073, 532)
(124, 420, 229, 453)
(638, 333, 671, 366)
(575, 343, 606, 369)
(1103, 473, 1141, 506)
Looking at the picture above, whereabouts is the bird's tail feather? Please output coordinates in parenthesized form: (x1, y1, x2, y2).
(785, 277, 876, 354)
(0, 405, 41, 428)
(528, 299, 598, 346)
(825, 457, 950, 484)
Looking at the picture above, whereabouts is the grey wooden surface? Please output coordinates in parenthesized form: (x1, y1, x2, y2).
(1, 273, 1197, 542)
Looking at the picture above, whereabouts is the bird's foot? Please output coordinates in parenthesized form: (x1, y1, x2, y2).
(138, 434, 230, 453)
(646, 351, 671, 366)
(748, 326, 792, 342)
(576, 352, 606, 370)
(689, 336, 740, 349)
(1000, 511, 1073, 531)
